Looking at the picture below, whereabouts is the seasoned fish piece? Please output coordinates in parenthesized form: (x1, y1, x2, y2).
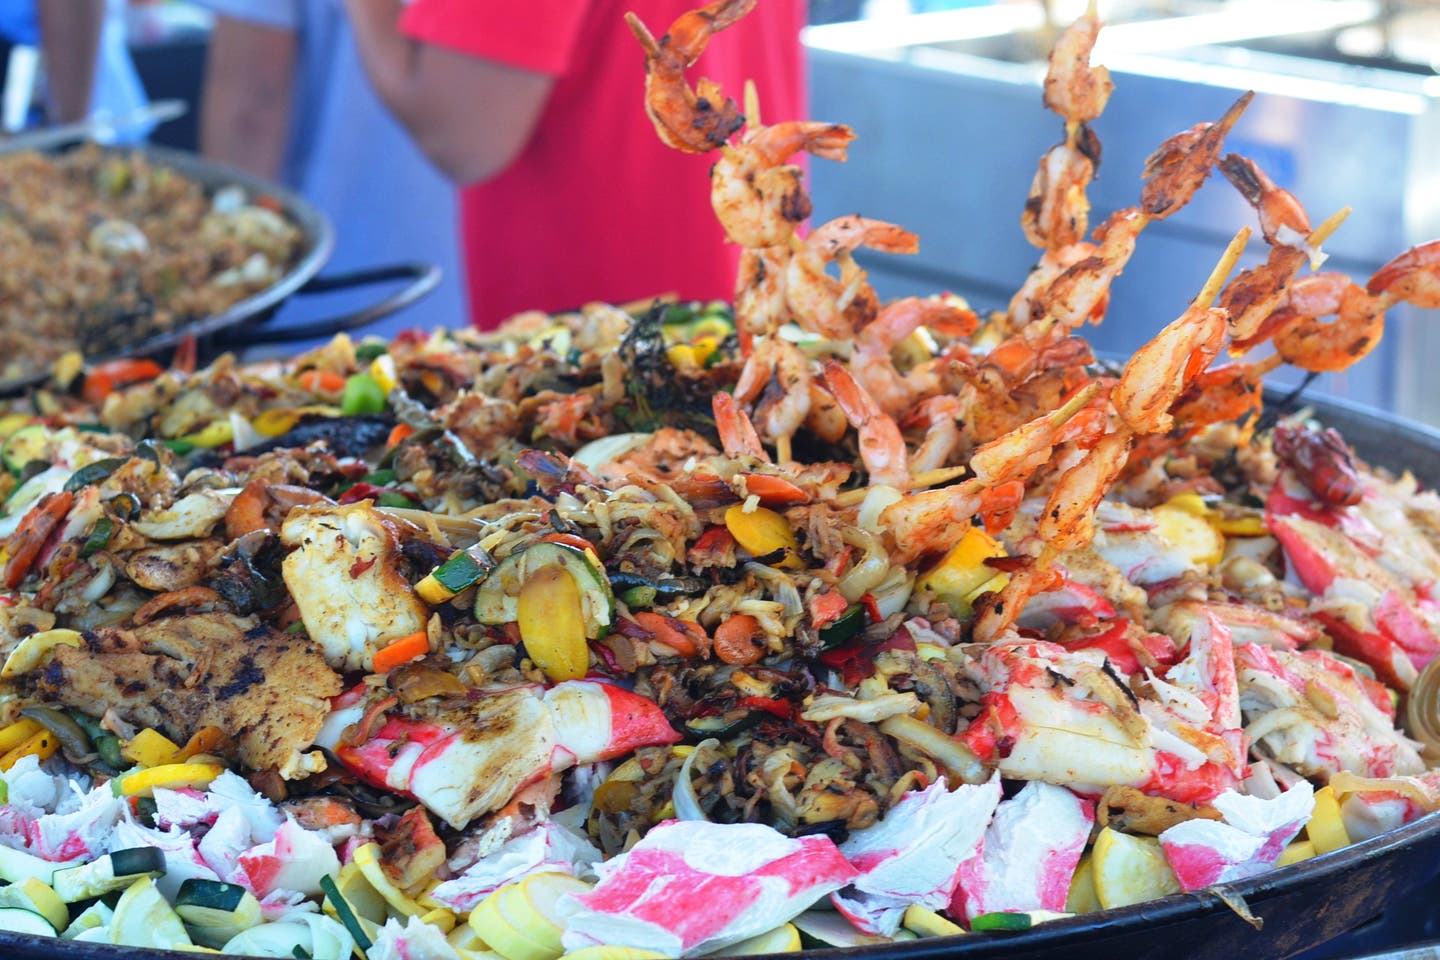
(34, 612, 340, 778)
(280, 502, 429, 671)
(122, 539, 224, 592)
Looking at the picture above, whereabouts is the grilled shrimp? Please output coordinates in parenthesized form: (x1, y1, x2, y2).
(1009, 242, 1100, 328)
(733, 336, 813, 462)
(712, 121, 854, 249)
(786, 215, 919, 339)
(1219, 153, 1310, 245)
(1042, 7, 1112, 127)
(1139, 91, 1252, 221)
(1270, 272, 1386, 374)
(734, 247, 790, 344)
(625, 0, 755, 153)
(1368, 238, 1440, 308)
(1112, 303, 1227, 435)
(851, 296, 977, 417)
(1022, 134, 1099, 251)
(819, 360, 910, 489)
(1039, 207, 1146, 330)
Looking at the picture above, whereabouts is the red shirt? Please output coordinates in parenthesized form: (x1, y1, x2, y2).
(399, 0, 806, 329)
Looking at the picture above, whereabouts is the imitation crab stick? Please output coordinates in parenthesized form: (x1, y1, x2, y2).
(372, 631, 430, 674)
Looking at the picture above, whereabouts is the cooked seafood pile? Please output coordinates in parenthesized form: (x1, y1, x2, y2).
(0, 2, 1439, 958)
(0, 145, 304, 384)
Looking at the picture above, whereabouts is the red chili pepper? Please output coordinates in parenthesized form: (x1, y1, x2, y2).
(337, 483, 415, 505)
(690, 526, 736, 554)
(590, 638, 624, 674)
(859, 593, 883, 624)
(738, 696, 794, 720)
(539, 532, 598, 555)
(818, 641, 877, 688)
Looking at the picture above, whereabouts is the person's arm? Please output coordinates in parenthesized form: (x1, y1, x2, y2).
(342, 0, 553, 185)
(200, 15, 296, 179)
(36, 0, 104, 123)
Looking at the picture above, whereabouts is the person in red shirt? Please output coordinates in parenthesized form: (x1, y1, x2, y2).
(344, 0, 806, 330)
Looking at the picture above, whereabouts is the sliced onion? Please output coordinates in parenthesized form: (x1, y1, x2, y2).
(857, 485, 904, 534)
(837, 528, 889, 601)
(880, 714, 988, 784)
(673, 738, 720, 822)
(79, 558, 116, 602)
(572, 433, 652, 472)
(869, 567, 914, 618)
(229, 411, 266, 452)
(744, 562, 803, 617)
(1330, 771, 1440, 812)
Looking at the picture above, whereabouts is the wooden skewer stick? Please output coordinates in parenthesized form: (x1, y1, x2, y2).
(834, 464, 971, 507)
(1196, 226, 1251, 311)
(1307, 205, 1351, 249)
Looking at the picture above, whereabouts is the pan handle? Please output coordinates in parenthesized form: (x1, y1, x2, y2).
(226, 262, 442, 345)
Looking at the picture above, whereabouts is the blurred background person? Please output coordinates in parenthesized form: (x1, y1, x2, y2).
(197, 0, 466, 333)
(1, 0, 148, 131)
(343, 0, 806, 329)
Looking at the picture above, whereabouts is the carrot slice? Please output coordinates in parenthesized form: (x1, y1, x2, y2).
(298, 369, 348, 394)
(631, 611, 703, 658)
(372, 631, 429, 673)
(387, 423, 415, 448)
(713, 614, 764, 665)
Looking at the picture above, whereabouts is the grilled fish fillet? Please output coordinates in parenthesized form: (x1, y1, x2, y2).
(35, 612, 341, 778)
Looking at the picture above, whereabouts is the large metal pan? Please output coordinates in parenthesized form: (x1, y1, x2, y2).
(0, 143, 440, 395)
(0, 390, 1437, 959)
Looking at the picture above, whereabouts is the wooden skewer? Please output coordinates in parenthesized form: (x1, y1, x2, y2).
(743, 79, 761, 130)
(1196, 226, 1251, 311)
(834, 464, 971, 507)
(1307, 205, 1351, 249)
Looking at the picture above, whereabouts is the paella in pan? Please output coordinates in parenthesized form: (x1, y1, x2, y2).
(0, 144, 307, 385)
(1, 1, 1440, 958)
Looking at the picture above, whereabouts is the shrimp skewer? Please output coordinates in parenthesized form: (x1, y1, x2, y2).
(786, 215, 919, 339)
(1139, 92, 1253, 220)
(819, 360, 911, 489)
(712, 121, 855, 249)
(1249, 241, 1440, 375)
(1042, 3, 1113, 130)
(1025, 2, 1109, 253)
(733, 336, 813, 464)
(851, 296, 977, 417)
(626, 0, 756, 154)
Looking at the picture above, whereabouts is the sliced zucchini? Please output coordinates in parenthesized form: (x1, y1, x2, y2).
(319, 873, 374, 952)
(0, 465, 71, 534)
(0, 906, 56, 936)
(0, 877, 68, 930)
(175, 878, 263, 949)
(416, 548, 494, 604)
(683, 710, 760, 739)
(0, 840, 66, 884)
(474, 540, 613, 636)
(818, 604, 865, 648)
(1, 424, 51, 475)
(110, 876, 192, 949)
(53, 847, 166, 901)
(221, 921, 312, 957)
(62, 900, 113, 939)
(61, 457, 128, 493)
